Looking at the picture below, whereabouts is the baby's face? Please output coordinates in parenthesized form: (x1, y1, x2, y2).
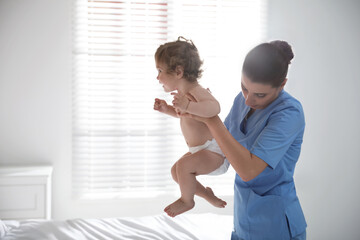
(156, 62, 177, 92)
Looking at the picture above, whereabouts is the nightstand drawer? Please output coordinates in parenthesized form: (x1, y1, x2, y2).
(0, 184, 45, 219)
(0, 166, 52, 220)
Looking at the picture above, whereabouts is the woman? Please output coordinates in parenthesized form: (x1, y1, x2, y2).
(183, 40, 307, 240)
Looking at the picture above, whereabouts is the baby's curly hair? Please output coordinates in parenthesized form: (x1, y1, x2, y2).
(155, 36, 203, 82)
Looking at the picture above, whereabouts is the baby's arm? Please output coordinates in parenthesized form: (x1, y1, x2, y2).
(154, 98, 179, 118)
(172, 88, 220, 118)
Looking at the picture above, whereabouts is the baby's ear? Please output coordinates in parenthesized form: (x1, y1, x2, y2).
(175, 65, 184, 79)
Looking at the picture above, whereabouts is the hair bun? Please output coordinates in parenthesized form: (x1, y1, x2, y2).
(270, 40, 294, 64)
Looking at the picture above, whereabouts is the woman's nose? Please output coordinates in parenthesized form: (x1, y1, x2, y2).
(245, 95, 254, 106)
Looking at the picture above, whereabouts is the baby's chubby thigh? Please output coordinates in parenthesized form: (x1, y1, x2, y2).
(176, 150, 224, 176)
(171, 152, 192, 182)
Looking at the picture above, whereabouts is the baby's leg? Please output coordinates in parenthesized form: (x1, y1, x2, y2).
(171, 161, 226, 208)
(164, 150, 226, 217)
(195, 183, 227, 209)
(170, 152, 191, 183)
(188, 151, 227, 209)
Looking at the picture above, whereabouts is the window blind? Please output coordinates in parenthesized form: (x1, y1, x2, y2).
(73, 0, 266, 199)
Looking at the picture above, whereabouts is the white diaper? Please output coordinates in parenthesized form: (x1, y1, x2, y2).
(188, 139, 230, 176)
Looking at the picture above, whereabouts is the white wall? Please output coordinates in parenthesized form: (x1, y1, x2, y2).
(267, 0, 360, 239)
(0, 0, 72, 218)
(0, 0, 359, 239)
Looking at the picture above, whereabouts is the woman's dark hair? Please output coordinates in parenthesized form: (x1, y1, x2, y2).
(242, 40, 294, 87)
(155, 36, 203, 82)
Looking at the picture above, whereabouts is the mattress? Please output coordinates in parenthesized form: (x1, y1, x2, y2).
(2, 213, 233, 240)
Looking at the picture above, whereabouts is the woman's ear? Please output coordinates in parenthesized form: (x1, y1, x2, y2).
(280, 78, 287, 90)
(175, 65, 184, 79)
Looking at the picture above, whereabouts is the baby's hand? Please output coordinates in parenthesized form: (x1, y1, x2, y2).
(154, 98, 168, 113)
(171, 92, 190, 112)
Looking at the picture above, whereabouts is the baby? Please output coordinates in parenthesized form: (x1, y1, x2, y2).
(153, 37, 229, 217)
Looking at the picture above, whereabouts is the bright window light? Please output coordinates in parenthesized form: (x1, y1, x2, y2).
(72, 0, 267, 199)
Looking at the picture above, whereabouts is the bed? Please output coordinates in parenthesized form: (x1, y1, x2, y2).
(1, 213, 233, 240)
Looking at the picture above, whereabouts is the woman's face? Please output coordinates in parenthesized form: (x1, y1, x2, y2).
(241, 74, 285, 110)
(156, 62, 178, 92)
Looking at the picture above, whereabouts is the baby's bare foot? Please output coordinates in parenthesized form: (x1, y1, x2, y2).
(164, 198, 195, 217)
(204, 187, 227, 208)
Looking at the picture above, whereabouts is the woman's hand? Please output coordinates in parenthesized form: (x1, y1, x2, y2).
(173, 92, 216, 124)
(171, 92, 191, 112)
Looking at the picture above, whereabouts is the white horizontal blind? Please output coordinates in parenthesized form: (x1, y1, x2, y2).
(73, 0, 186, 199)
(73, 0, 266, 199)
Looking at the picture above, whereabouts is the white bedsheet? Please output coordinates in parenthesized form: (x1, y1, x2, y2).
(2, 213, 233, 240)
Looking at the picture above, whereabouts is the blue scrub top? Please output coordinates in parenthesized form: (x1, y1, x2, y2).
(225, 90, 307, 240)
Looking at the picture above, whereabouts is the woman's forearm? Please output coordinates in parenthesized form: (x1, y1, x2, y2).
(206, 116, 268, 181)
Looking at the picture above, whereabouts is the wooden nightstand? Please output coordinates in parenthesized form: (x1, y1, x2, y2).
(0, 166, 53, 220)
